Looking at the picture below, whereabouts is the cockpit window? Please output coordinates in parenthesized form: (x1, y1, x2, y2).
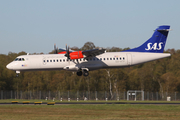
(14, 58, 19, 61)
(14, 58, 25, 61)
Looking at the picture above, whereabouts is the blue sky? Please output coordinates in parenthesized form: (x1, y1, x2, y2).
(0, 0, 179, 54)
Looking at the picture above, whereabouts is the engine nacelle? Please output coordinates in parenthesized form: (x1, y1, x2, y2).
(70, 51, 84, 59)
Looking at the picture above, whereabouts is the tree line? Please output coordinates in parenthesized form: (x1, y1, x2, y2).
(0, 42, 180, 96)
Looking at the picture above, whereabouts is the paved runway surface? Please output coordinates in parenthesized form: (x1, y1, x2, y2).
(1, 102, 180, 105)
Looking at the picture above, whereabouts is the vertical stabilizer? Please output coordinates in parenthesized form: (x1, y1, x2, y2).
(123, 25, 170, 53)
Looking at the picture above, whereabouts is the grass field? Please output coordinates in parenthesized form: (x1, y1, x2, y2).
(0, 104, 180, 120)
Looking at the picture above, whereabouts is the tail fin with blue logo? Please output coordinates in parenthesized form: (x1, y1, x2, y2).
(123, 25, 170, 53)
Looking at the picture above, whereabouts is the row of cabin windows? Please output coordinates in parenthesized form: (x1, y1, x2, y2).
(44, 57, 125, 63)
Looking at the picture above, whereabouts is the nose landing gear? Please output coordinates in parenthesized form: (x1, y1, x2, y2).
(16, 74, 19, 77)
(16, 71, 20, 77)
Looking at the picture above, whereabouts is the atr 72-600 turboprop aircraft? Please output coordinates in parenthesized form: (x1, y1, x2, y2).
(6, 25, 171, 76)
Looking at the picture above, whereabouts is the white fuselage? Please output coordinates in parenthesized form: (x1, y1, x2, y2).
(6, 52, 171, 72)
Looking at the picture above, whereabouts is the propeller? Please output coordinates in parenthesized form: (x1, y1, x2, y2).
(65, 44, 70, 59)
(54, 44, 58, 54)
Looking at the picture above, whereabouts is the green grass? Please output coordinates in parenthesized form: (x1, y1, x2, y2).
(0, 104, 180, 120)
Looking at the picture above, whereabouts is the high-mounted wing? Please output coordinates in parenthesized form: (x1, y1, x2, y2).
(58, 48, 74, 52)
(82, 48, 106, 58)
(57, 44, 106, 59)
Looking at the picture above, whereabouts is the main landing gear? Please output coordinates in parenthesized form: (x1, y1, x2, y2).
(77, 71, 82, 76)
(76, 69, 89, 77)
(83, 69, 89, 76)
(16, 71, 20, 77)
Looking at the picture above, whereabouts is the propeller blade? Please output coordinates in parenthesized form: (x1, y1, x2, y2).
(65, 44, 70, 59)
(54, 44, 58, 54)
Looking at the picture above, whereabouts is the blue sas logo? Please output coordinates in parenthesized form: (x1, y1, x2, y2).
(145, 42, 163, 51)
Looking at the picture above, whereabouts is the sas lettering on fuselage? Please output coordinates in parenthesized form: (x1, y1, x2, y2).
(145, 42, 163, 50)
